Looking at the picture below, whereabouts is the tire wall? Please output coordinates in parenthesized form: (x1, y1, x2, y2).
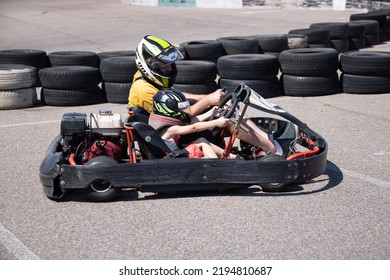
(1, 9, 389, 110)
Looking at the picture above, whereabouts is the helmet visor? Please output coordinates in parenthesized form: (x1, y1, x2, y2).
(146, 45, 184, 69)
(178, 100, 191, 116)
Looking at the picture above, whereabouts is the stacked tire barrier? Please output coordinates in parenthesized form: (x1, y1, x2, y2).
(40, 51, 102, 106)
(1, 10, 390, 110)
(216, 36, 260, 55)
(100, 55, 137, 103)
(340, 51, 390, 94)
(310, 22, 350, 53)
(350, 11, 389, 43)
(351, 19, 381, 46)
(347, 21, 368, 50)
(288, 28, 330, 48)
(217, 54, 280, 98)
(252, 34, 289, 57)
(0, 64, 38, 110)
(173, 60, 218, 94)
(279, 48, 340, 96)
(179, 40, 224, 64)
(0, 49, 47, 110)
(48, 51, 100, 67)
(39, 66, 102, 106)
(0, 49, 48, 69)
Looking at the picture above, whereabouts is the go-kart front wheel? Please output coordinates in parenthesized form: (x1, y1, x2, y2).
(84, 156, 118, 202)
(258, 154, 288, 192)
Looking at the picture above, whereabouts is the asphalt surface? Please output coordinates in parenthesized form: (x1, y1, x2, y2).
(0, 0, 389, 261)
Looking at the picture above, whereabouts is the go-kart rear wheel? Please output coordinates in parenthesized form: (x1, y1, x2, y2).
(258, 154, 288, 192)
(84, 156, 118, 202)
(86, 179, 117, 202)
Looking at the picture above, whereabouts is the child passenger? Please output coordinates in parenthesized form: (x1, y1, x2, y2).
(148, 88, 237, 159)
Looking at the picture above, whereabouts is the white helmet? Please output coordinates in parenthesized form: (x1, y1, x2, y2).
(135, 35, 184, 88)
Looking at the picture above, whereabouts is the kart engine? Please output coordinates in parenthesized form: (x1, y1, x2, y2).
(60, 109, 124, 164)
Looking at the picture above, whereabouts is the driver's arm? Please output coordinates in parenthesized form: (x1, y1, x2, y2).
(190, 106, 218, 123)
(165, 117, 230, 138)
(184, 89, 227, 117)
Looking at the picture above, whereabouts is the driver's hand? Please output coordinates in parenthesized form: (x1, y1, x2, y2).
(214, 117, 230, 128)
(205, 89, 228, 106)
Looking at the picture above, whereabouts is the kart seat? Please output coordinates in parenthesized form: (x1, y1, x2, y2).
(125, 112, 149, 124)
(126, 121, 171, 159)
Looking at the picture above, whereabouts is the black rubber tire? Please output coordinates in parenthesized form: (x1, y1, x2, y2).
(179, 40, 224, 62)
(48, 51, 99, 67)
(172, 82, 218, 95)
(84, 156, 119, 202)
(0, 49, 48, 69)
(216, 36, 260, 54)
(340, 51, 390, 76)
(97, 50, 136, 60)
(39, 66, 101, 89)
(100, 56, 137, 83)
(281, 73, 340, 96)
(102, 82, 131, 104)
(341, 74, 390, 94)
(347, 21, 367, 37)
(175, 60, 217, 84)
(0, 64, 38, 90)
(219, 77, 280, 98)
(258, 154, 288, 192)
(288, 28, 330, 44)
(349, 20, 380, 46)
(279, 48, 339, 76)
(351, 20, 379, 35)
(217, 54, 279, 80)
(350, 13, 387, 29)
(309, 22, 349, 39)
(252, 34, 289, 52)
(0, 88, 37, 110)
(41, 86, 102, 106)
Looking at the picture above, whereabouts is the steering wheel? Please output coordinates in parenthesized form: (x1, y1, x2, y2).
(209, 88, 239, 120)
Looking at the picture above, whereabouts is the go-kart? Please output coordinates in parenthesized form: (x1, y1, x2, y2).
(39, 83, 328, 202)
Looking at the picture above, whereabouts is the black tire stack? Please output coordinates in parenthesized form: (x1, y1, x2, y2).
(340, 51, 390, 94)
(39, 66, 102, 106)
(179, 40, 224, 64)
(347, 21, 368, 50)
(173, 60, 218, 94)
(99, 55, 137, 103)
(350, 19, 381, 46)
(251, 34, 289, 57)
(217, 54, 280, 98)
(40, 51, 102, 106)
(216, 36, 261, 55)
(350, 11, 389, 44)
(279, 48, 340, 96)
(309, 22, 350, 53)
(288, 28, 330, 48)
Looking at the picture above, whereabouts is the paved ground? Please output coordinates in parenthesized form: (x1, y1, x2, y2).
(0, 0, 389, 261)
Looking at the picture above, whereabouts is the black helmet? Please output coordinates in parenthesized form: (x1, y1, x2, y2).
(135, 35, 184, 88)
(153, 88, 191, 123)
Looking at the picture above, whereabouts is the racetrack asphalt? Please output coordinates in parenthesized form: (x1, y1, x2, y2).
(0, 0, 389, 261)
